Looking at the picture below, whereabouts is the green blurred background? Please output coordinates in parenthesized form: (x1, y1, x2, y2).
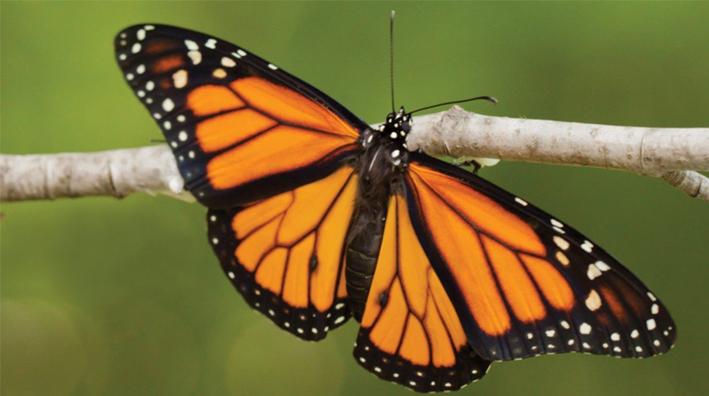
(2, 2, 708, 396)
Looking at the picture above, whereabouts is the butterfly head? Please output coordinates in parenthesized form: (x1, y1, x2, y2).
(381, 106, 412, 144)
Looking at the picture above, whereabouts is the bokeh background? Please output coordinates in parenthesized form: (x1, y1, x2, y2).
(2, 2, 709, 396)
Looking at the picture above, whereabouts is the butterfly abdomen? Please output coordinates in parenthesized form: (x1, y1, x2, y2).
(345, 139, 400, 321)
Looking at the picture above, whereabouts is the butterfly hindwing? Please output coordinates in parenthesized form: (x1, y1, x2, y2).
(207, 166, 359, 340)
(355, 193, 491, 392)
(115, 24, 366, 208)
(404, 153, 676, 361)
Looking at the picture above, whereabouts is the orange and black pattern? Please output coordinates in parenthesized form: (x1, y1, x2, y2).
(354, 194, 490, 392)
(116, 24, 676, 393)
(115, 24, 364, 208)
(404, 154, 676, 362)
(207, 167, 358, 340)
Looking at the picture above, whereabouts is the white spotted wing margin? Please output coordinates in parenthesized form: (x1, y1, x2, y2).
(403, 153, 677, 362)
(353, 328, 490, 393)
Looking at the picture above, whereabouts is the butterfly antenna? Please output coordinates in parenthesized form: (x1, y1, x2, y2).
(390, 10, 396, 114)
(409, 95, 498, 115)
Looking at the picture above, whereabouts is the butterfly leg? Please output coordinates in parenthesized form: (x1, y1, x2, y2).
(458, 159, 482, 175)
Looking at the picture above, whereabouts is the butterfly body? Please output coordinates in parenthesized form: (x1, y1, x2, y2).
(346, 110, 412, 319)
(116, 24, 676, 393)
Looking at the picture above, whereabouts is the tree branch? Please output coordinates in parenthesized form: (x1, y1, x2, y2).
(0, 146, 193, 203)
(2, 107, 708, 203)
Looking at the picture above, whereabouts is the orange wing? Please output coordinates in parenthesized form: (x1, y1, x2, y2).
(115, 24, 365, 208)
(403, 154, 676, 362)
(354, 194, 491, 392)
(208, 166, 358, 340)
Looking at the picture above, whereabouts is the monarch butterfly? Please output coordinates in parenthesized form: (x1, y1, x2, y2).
(115, 23, 676, 392)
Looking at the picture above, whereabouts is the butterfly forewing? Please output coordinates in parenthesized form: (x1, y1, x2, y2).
(115, 24, 365, 208)
(404, 154, 676, 361)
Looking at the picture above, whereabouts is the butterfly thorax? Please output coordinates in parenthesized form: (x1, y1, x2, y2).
(345, 108, 412, 321)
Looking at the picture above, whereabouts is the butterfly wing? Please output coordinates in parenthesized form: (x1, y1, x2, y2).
(354, 193, 491, 392)
(115, 25, 369, 340)
(403, 153, 676, 361)
(115, 24, 366, 208)
(207, 166, 358, 340)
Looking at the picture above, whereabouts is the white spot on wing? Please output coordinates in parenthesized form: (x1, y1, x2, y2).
(227, 271, 235, 279)
(611, 333, 621, 341)
(162, 99, 175, 112)
(560, 320, 570, 329)
(581, 240, 594, 252)
(131, 43, 141, 53)
(268, 63, 278, 70)
(184, 40, 199, 50)
(646, 318, 657, 330)
(585, 289, 602, 311)
(221, 57, 237, 67)
(551, 219, 564, 228)
(647, 292, 657, 302)
(515, 197, 528, 206)
(595, 260, 611, 272)
(205, 38, 217, 49)
(651, 304, 659, 315)
(580, 323, 592, 334)
(173, 70, 188, 88)
(212, 68, 227, 79)
(587, 263, 602, 280)
(187, 51, 202, 65)
(553, 236, 570, 250)
(137, 29, 146, 40)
